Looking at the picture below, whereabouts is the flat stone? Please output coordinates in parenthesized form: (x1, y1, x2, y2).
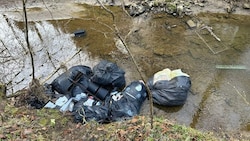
(198, 3, 205, 7)
(243, 3, 250, 9)
(186, 19, 196, 28)
(177, 4, 184, 16)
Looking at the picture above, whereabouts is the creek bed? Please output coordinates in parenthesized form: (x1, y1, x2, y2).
(0, 1, 250, 136)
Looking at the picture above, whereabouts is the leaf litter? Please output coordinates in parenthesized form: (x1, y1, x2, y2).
(1, 96, 219, 141)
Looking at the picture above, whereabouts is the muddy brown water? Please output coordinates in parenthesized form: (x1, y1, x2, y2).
(0, 3, 250, 137)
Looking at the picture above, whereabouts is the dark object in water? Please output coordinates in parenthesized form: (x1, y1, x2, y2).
(147, 76, 191, 106)
(73, 30, 86, 37)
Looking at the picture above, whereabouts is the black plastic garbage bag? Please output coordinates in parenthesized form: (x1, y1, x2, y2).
(69, 65, 93, 77)
(70, 76, 110, 100)
(51, 65, 110, 100)
(51, 65, 92, 95)
(147, 76, 191, 106)
(44, 83, 55, 96)
(73, 81, 147, 123)
(91, 60, 126, 90)
(73, 100, 109, 123)
(109, 81, 147, 121)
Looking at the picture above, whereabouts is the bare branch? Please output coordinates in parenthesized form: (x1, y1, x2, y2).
(97, 0, 115, 22)
(96, 0, 154, 129)
(22, 0, 35, 80)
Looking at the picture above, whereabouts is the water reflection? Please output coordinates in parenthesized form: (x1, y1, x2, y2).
(130, 13, 250, 132)
(0, 15, 98, 95)
(186, 13, 250, 132)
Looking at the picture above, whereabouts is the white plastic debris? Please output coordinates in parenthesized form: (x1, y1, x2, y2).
(60, 98, 74, 112)
(111, 91, 123, 101)
(55, 96, 68, 107)
(83, 98, 95, 106)
(44, 101, 57, 108)
(153, 68, 189, 84)
(44, 93, 88, 112)
(186, 19, 196, 28)
(74, 93, 87, 101)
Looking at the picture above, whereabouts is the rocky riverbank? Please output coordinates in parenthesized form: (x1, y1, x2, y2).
(126, 0, 250, 16)
(1, 0, 249, 16)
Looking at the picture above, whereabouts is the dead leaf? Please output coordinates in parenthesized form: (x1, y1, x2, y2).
(29, 115, 36, 121)
(117, 129, 127, 141)
(135, 133, 144, 141)
(97, 127, 105, 131)
(131, 116, 139, 123)
(75, 123, 82, 129)
(23, 128, 33, 135)
(20, 128, 33, 139)
(63, 129, 72, 135)
(0, 134, 6, 139)
(42, 127, 47, 130)
(161, 124, 169, 134)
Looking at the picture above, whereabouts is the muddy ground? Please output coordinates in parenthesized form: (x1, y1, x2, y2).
(0, 0, 250, 140)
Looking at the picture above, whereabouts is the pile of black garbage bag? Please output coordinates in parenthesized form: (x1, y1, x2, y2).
(43, 60, 147, 123)
(40, 60, 191, 123)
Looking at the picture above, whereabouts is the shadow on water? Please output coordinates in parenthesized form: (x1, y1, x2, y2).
(1, 3, 250, 134)
(154, 104, 184, 113)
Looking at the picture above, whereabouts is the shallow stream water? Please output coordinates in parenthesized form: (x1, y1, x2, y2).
(0, 3, 250, 136)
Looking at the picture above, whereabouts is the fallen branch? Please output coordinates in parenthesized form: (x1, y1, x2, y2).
(96, 0, 154, 129)
(97, 0, 115, 22)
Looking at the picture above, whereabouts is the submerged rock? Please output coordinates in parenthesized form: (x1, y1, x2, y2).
(243, 3, 250, 9)
(186, 19, 196, 28)
(129, 4, 146, 16)
(177, 4, 184, 16)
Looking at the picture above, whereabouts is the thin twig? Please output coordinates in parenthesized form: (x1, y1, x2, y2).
(227, 82, 250, 106)
(121, 0, 132, 17)
(41, 49, 82, 84)
(97, 0, 115, 22)
(3, 15, 27, 52)
(23, 0, 35, 80)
